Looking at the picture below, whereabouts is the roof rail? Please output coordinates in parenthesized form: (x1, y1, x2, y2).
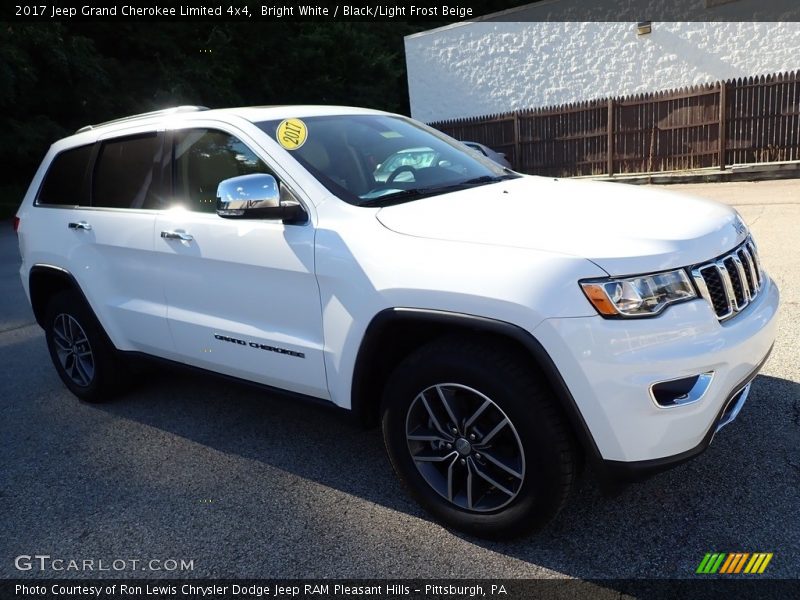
(76, 105, 210, 133)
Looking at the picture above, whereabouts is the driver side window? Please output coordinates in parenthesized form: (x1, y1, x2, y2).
(172, 129, 286, 212)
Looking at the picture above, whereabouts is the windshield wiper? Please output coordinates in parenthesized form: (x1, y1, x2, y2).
(360, 173, 518, 207)
(414, 174, 516, 194)
(360, 187, 438, 206)
(451, 173, 519, 186)
(463, 175, 500, 184)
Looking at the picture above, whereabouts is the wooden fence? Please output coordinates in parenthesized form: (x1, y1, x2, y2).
(431, 71, 800, 177)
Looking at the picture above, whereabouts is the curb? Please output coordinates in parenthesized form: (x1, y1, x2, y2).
(576, 161, 800, 185)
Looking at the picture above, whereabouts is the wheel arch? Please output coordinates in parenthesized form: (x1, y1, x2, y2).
(29, 264, 89, 328)
(28, 265, 112, 351)
(350, 308, 603, 465)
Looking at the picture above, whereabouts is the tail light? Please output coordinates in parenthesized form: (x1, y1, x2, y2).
(13, 216, 20, 233)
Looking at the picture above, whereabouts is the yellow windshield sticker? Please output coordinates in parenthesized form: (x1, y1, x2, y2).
(277, 118, 308, 150)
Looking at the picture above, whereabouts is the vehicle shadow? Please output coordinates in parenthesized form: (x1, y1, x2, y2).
(481, 372, 800, 580)
(98, 365, 800, 579)
(101, 362, 412, 510)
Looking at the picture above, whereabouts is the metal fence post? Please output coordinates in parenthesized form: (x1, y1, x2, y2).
(719, 82, 727, 171)
(607, 98, 614, 176)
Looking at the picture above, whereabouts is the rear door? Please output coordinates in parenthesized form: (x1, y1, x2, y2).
(76, 130, 173, 354)
(153, 125, 328, 399)
(26, 131, 172, 355)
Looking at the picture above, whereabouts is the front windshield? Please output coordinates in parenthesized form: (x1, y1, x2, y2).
(256, 114, 518, 206)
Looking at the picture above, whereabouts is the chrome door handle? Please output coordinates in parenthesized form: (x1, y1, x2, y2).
(68, 221, 92, 231)
(160, 230, 193, 242)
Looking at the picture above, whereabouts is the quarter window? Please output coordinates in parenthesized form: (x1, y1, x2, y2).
(37, 144, 93, 206)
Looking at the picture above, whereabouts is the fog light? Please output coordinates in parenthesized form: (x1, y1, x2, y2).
(650, 372, 714, 408)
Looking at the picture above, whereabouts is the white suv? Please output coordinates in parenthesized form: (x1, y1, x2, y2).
(15, 105, 779, 538)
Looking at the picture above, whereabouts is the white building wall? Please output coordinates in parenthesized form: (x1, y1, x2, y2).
(405, 22, 800, 123)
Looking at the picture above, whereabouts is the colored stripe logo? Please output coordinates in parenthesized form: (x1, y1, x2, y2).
(696, 552, 773, 574)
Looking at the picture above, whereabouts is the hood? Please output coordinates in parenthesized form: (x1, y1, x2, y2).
(376, 176, 747, 276)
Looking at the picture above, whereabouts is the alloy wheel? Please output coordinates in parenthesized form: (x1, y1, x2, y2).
(405, 383, 525, 512)
(52, 313, 95, 387)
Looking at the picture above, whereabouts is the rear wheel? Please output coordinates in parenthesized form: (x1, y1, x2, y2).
(44, 290, 124, 402)
(381, 336, 577, 539)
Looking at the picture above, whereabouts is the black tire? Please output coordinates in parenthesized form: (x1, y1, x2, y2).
(43, 290, 124, 402)
(381, 336, 577, 539)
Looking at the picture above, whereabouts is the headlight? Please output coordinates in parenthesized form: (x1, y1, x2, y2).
(580, 269, 696, 317)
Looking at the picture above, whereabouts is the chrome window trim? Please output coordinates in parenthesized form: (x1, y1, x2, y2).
(33, 204, 162, 216)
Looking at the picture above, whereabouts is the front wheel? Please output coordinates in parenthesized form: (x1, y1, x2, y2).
(381, 336, 577, 539)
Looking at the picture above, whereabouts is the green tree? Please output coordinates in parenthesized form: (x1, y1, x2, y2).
(0, 20, 430, 215)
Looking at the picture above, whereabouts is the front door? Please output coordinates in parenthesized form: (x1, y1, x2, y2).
(153, 126, 327, 399)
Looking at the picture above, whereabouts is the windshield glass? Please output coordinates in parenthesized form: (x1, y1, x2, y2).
(256, 114, 518, 206)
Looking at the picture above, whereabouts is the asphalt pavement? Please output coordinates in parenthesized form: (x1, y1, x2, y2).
(1, 180, 798, 583)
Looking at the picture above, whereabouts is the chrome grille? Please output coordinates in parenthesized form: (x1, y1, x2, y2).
(692, 238, 763, 321)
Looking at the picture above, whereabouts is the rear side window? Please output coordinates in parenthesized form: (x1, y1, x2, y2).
(37, 144, 93, 206)
(93, 133, 164, 209)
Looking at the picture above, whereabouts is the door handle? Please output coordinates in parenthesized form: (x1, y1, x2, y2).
(68, 221, 92, 231)
(161, 230, 194, 242)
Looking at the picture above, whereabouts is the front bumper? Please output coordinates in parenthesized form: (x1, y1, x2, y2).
(533, 274, 779, 466)
(599, 349, 769, 482)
